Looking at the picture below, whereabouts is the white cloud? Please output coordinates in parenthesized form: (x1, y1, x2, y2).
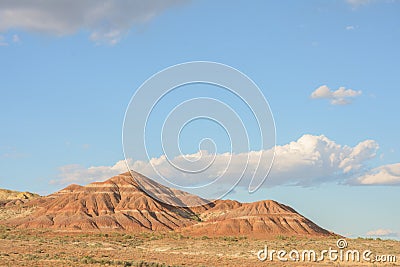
(346, 25, 356, 30)
(82, 144, 90, 150)
(50, 159, 131, 185)
(0, 33, 21, 46)
(0, 35, 8, 46)
(0, 147, 28, 159)
(346, 0, 372, 7)
(0, 0, 187, 45)
(311, 85, 362, 105)
(53, 134, 380, 188)
(12, 34, 20, 43)
(257, 135, 378, 186)
(350, 163, 400, 185)
(345, 0, 396, 7)
(366, 229, 399, 237)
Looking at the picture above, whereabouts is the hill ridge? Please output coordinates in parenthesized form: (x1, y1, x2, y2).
(3, 171, 334, 237)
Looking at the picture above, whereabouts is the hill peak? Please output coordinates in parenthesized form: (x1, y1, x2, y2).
(4, 172, 333, 237)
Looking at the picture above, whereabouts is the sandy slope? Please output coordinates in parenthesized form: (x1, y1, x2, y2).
(2, 171, 333, 238)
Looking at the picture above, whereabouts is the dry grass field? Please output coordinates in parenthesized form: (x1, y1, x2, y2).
(0, 225, 399, 267)
(0, 182, 398, 266)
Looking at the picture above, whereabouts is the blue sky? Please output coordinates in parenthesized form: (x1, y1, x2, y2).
(0, 0, 399, 239)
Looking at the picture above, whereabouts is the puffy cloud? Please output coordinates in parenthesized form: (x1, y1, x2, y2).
(311, 85, 362, 105)
(266, 135, 378, 186)
(53, 134, 380, 188)
(350, 163, 400, 185)
(50, 159, 131, 185)
(366, 229, 399, 237)
(0, 0, 186, 44)
(346, 25, 356, 30)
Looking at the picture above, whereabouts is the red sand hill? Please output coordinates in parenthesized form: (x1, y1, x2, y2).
(5, 172, 333, 237)
(181, 200, 331, 237)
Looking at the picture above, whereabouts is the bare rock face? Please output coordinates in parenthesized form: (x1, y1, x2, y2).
(4, 171, 333, 237)
(0, 189, 40, 220)
(180, 200, 331, 237)
(0, 189, 39, 202)
(9, 172, 201, 231)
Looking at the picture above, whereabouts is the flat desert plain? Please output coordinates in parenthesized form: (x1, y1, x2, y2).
(0, 226, 399, 267)
(1, 174, 399, 266)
